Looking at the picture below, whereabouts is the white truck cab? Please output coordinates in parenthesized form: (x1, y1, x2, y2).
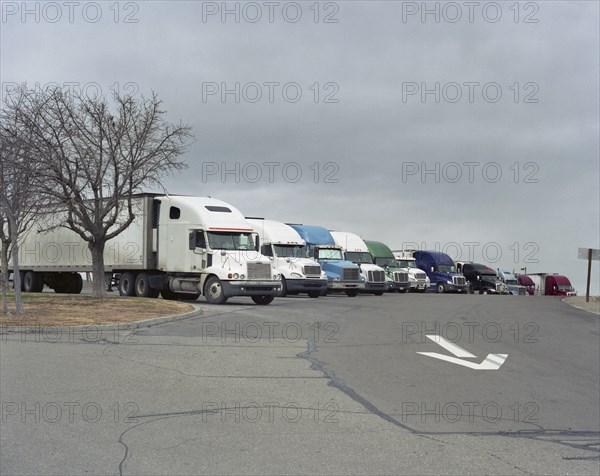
(330, 231, 387, 295)
(247, 218, 327, 298)
(392, 250, 430, 292)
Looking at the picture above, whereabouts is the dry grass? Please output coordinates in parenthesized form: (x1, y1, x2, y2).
(0, 293, 195, 326)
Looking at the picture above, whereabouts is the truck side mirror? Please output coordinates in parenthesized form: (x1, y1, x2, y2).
(188, 231, 196, 250)
(431, 267, 435, 273)
(254, 235, 260, 252)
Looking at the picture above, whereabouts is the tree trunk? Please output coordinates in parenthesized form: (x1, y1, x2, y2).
(1, 238, 9, 315)
(89, 240, 107, 298)
(8, 217, 24, 314)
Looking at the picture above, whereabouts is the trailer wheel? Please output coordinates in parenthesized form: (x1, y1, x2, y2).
(436, 283, 445, 294)
(251, 295, 274, 305)
(204, 276, 228, 304)
(23, 271, 43, 293)
(135, 273, 154, 298)
(345, 290, 358, 297)
(119, 272, 136, 297)
(308, 291, 320, 298)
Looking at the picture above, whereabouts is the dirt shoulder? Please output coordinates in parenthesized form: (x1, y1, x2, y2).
(563, 296, 600, 316)
(0, 293, 196, 327)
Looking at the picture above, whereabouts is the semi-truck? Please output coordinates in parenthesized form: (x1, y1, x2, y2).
(364, 240, 410, 292)
(496, 270, 528, 295)
(456, 261, 504, 294)
(247, 218, 327, 298)
(10, 194, 282, 305)
(392, 250, 430, 293)
(516, 274, 536, 295)
(330, 231, 387, 295)
(413, 250, 468, 293)
(287, 224, 364, 297)
(528, 273, 577, 296)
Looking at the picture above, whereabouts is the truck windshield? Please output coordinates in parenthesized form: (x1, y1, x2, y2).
(273, 244, 306, 258)
(397, 260, 417, 268)
(438, 265, 456, 273)
(345, 252, 373, 264)
(317, 248, 343, 260)
(207, 232, 255, 250)
(506, 279, 518, 285)
(558, 284, 573, 291)
(374, 257, 397, 267)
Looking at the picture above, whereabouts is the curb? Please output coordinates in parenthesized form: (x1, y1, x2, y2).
(561, 297, 600, 316)
(0, 304, 205, 334)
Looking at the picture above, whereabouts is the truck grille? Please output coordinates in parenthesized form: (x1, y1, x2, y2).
(453, 276, 466, 286)
(247, 263, 271, 280)
(415, 272, 427, 282)
(367, 270, 385, 283)
(394, 272, 409, 283)
(495, 283, 503, 293)
(518, 287, 527, 295)
(303, 265, 321, 277)
(343, 268, 359, 281)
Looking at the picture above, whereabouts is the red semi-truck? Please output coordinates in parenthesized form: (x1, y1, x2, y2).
(529, 273, 577, 296)
(516, 274, 536, 295)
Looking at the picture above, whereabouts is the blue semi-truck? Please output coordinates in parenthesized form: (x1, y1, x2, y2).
(413, 250, 468, 293)
(288, 224, 365, 297)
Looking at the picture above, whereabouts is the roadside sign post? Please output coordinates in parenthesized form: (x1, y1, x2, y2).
(578, 248, 600, 302)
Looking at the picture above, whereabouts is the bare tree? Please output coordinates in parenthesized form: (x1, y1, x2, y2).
(4, 87, 192, 297)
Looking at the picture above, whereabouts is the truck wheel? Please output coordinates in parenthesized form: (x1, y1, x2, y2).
(119, 272, 136, 297)
(419, 288, 428, 293)
(204, 276, 228, 304)
(280, 278, 288, 297)
(345, 290, 358, 297)
(374, 291, 384, 296)
(68, 273, 83, 294)
(436, 283, 445, 294)
(135, 273, 154, 298)
(251, 295, 274, 305)
(160, 286, 178, 300)
(179, 292, 200, 301)
(308, 291, 320, 298)
(23, 271, 43, 293)
(321, 288, 328, 297)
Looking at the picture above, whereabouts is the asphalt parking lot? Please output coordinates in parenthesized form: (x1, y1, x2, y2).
(1, 293, 599, 475)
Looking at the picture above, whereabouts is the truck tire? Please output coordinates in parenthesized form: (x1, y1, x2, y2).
(436, 283, 445, 294)
(308, 291, 320, 298)
(374, 291, 384, 296)
(179, 292, 200, 301)
(419, 288, 428, 293)
(119, 272, 136, 297)
(160, 287, 178, 300)
(23, 271, 43, 293)
(251, 295, 274, 305)
(280, 278, 288, 297)
(204, 276, 228, 304)
(135, 273, 154, 298)
(68, 273, 83, 294)
(345, 290, 358, 297)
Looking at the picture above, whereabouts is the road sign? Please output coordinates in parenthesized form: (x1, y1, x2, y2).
(578, 248, 600, 261)
(578, 248, 599, 302)
(417, 335, 508, 370)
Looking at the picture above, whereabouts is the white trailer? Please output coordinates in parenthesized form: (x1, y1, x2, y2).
(392, 250, 430, 292)
(247, 218, 327, 298)
(9, 194, 282, 304)
(330, 231, 387, 295)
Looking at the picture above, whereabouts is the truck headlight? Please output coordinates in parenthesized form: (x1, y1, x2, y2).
(240, 274, 246, 280)
(447, 280, 453, 284)
(233, 273, 239, 279)
(360, 276, 366, 282)
(333, 277, 340, 282)
(290, 272, 302, 278)
(273, 274, 281, 280)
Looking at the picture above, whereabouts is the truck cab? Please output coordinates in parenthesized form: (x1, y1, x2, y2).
(247, 218, 327, 298)
(457, 262, 503, 294)
(330, 231, 387, 295)
(364, 240, 410, 293)
(516, 274, 535, 295)
(496, 270, 527, 295)
(535, 274, 577, 296)
(393, 250, 430, 293)
(288, 225, 364, 297)
(413, 250, 468, 293)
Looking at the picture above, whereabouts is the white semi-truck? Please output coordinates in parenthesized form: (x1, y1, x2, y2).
(9, 194, 282, 305)
(246, 218, 327, 298)
(392, 250, 430, 293)
(330, 231, 387, 295)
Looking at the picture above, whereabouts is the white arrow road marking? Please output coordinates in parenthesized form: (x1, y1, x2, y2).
(417, 334, 508, 370)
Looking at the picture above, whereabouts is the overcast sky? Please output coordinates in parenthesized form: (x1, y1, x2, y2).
(2, 1, 599, 293)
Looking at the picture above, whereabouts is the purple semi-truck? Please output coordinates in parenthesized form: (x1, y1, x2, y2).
(529, 273, 577, 296)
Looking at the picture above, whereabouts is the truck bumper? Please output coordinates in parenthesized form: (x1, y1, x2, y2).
(387, 282, 410, 292)
(409, 282, 428, 291)
(221, 280, 282, 297)
(285, 279, 328, 294)
(328, 282, 365, 291)
(362, 282, 387, 293)
(440, 283, 468, 293)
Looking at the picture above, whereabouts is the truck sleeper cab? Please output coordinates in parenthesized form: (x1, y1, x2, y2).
(247, 218, 327, 298)
(413, 250, 468, 293)
(330, 231, 387, 295)
(516, 274, 535, 295)
(288, 225, 364, 297)
(364, 241, 410, 293)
